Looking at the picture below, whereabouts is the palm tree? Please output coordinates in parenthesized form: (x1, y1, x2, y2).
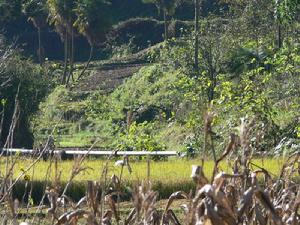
(23, 0, 48, 65)
(47, 0, 77, 85)
(143, 0, 183, 40)
(74, 0, 112, 81)
(194, 0, 200, 71)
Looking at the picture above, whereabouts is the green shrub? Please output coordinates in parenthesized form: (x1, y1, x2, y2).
(0, 43, 50, 147)
(32, 86, 88, 145)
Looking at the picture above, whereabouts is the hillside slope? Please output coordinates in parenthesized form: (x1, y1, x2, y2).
(77, 64, 145, 93)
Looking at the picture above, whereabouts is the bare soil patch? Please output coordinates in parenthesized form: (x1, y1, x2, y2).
(77, 63, 146, 93)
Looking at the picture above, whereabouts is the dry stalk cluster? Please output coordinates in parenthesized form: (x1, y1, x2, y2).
(36, 138, 300, 224)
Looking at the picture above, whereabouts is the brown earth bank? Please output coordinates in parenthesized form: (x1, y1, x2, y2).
(77, 64, 146, 93)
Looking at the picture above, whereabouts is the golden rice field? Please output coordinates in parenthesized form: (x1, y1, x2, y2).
(2, 157, 286, 185)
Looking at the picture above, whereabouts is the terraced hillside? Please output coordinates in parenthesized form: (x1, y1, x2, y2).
(77, 63, 145, 93)
(33, 49, 154, 148)
(75, 44, 158, 93)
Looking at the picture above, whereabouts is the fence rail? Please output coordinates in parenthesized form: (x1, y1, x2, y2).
(0, 148, 179, 157)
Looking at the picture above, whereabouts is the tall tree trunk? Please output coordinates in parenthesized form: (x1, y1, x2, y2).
(208, 73, 215, 102)
(194, 0, 200, 72)
(277, 22, 282, 48)
(71, 30, 74, 82)
(77, 44, 94, 82)
(62, 29, 68, 84)
(207, 47, 215, 102)
(37, 27, 43, 66)
(163, 9, 168, 40)
(0, 107, 5, 147)
(66, 27, 74, 86)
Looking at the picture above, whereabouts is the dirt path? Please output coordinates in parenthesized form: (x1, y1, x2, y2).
(76, 44, 162, 93)
(77, 63, 147, 93)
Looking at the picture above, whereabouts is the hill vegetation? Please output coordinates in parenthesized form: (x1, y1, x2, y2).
(0, 1, 300, 224)
(0, 0, 299, 156)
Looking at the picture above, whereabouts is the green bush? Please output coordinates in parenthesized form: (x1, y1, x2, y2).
(0, 42, 50, 147)
(32, 86, 89, 145)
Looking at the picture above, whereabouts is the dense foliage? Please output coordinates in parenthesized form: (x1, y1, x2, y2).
(0, 0, 299, 156)
(0, 37, 50, 147)
(1, 2, 300, 225)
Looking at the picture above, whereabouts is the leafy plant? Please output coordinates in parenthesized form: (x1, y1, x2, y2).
(118, 121, 166, 152)
(0, 43, 50, 147)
